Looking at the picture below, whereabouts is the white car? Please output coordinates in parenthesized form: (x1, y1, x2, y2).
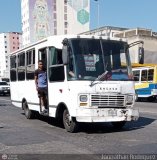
(0, 81, 10, 96)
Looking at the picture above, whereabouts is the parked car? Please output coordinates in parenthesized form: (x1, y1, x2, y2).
(0, 81, 10, 96)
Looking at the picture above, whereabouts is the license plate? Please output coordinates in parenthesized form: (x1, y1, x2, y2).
(108, 109, 117, 116)
(4, 91, 7, 93)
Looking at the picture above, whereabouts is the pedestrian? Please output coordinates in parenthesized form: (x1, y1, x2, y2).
(34, 60, 48, 114)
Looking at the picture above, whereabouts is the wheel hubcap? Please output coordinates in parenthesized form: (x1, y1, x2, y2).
(64, 111, 71, 126)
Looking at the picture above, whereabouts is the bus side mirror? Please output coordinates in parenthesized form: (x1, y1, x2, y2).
(124, 44, 129, 53)
(62, 45, 69, 65)
(138, 47, 144, 64)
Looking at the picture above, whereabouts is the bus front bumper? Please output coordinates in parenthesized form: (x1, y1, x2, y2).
(76, 108, 139, 123)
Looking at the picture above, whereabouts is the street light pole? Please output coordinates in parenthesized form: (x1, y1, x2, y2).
(94, 0, 100, 28)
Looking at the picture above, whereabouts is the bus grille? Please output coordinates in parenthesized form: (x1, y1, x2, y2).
(91, 94, 125, 108)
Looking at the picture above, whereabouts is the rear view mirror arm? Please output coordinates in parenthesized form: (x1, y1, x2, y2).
(128, 41, 144, 49)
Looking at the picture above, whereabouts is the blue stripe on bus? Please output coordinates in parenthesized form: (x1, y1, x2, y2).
(136, 83, 157, 95)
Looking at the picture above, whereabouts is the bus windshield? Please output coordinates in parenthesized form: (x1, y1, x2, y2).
(68, 38, 132, 81)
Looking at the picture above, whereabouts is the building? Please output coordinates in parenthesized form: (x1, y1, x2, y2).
(0, 32, 22, 78)
(21, 0, 90, 47)
(114, 28, 157, 64)
(80, 26, 128, 37)
(82, 26, 157, 64)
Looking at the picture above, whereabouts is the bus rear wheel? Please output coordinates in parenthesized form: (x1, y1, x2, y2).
(23, 101, 34, 119)
(63, 108, 78, 133)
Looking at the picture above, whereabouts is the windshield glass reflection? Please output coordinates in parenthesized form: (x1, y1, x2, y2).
(67, 39, 132, 81)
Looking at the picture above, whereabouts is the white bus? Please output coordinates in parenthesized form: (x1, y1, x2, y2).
(10, 35, 139, 132)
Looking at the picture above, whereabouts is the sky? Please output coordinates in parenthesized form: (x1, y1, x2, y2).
(0, 0, 157, 33)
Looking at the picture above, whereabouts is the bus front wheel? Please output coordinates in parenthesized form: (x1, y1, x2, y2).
(147, 96, 156, 102)
(135, 93, 138, 102)
(63, 108, 78, 133)
(23, 101, 34, 119)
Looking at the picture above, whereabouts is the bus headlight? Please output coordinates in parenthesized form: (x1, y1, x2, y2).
(151, 89, 157, 95)
(79, 95, 89, 107)
(126, 95, 133, 104)
(80, 95, 88, 102)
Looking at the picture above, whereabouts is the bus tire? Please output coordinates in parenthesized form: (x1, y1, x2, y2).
(63, 108, 78, 133)
(147, 96, 156, 102)
(23, 101, 34, 119)
(111, 121, 126, 129)
(135, 93, 138, 102)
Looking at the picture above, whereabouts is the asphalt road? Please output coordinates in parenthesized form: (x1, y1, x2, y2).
(0, 96, 157, 160)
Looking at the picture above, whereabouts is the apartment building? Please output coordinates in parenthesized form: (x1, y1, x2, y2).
(0, 32, 22, 78)
(21, 0, 90, 47)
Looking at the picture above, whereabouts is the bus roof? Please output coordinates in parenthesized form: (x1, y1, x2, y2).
(10, 34, 127, 56)
(132, 63, 157, 68)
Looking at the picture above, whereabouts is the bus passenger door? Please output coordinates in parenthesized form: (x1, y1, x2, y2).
(38, 48, 49, 114)
(48, 47, 65, 117)
(38, 48, 47, 69)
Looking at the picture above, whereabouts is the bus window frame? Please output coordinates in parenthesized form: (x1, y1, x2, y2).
(26, 48, 35, 80)
(17, 52, 26, 81)
(48, 47, 65, 82)
(133, 70, 140, 82)
(10, 55, 17, 82)
(147, 69, 154, 82)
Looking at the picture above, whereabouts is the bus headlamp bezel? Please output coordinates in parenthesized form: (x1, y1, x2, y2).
(80, 95, 88, 102)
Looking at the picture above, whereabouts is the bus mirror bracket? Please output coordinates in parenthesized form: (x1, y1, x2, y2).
(128, 40, 144, 49)
(62, 38, 69, 65)
(127, 41, 144, 64)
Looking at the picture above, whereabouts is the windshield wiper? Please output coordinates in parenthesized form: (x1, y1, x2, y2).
(90, 71, 109, 87)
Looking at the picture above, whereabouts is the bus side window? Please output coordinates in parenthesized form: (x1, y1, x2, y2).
(133, 70, 140, 82)
(39, 48, 47, 68)
(56, 49, 63, 64)
(17, 52, 25, 81)
(49, 48, 63, 65)
(134, 76, 139, 81)
(148, 69, 154, 81)
(26, 49, 35, 80)
(141, 70, 147, 82)
(10, 55, 17, 81)
(49, 47, 64, 82)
